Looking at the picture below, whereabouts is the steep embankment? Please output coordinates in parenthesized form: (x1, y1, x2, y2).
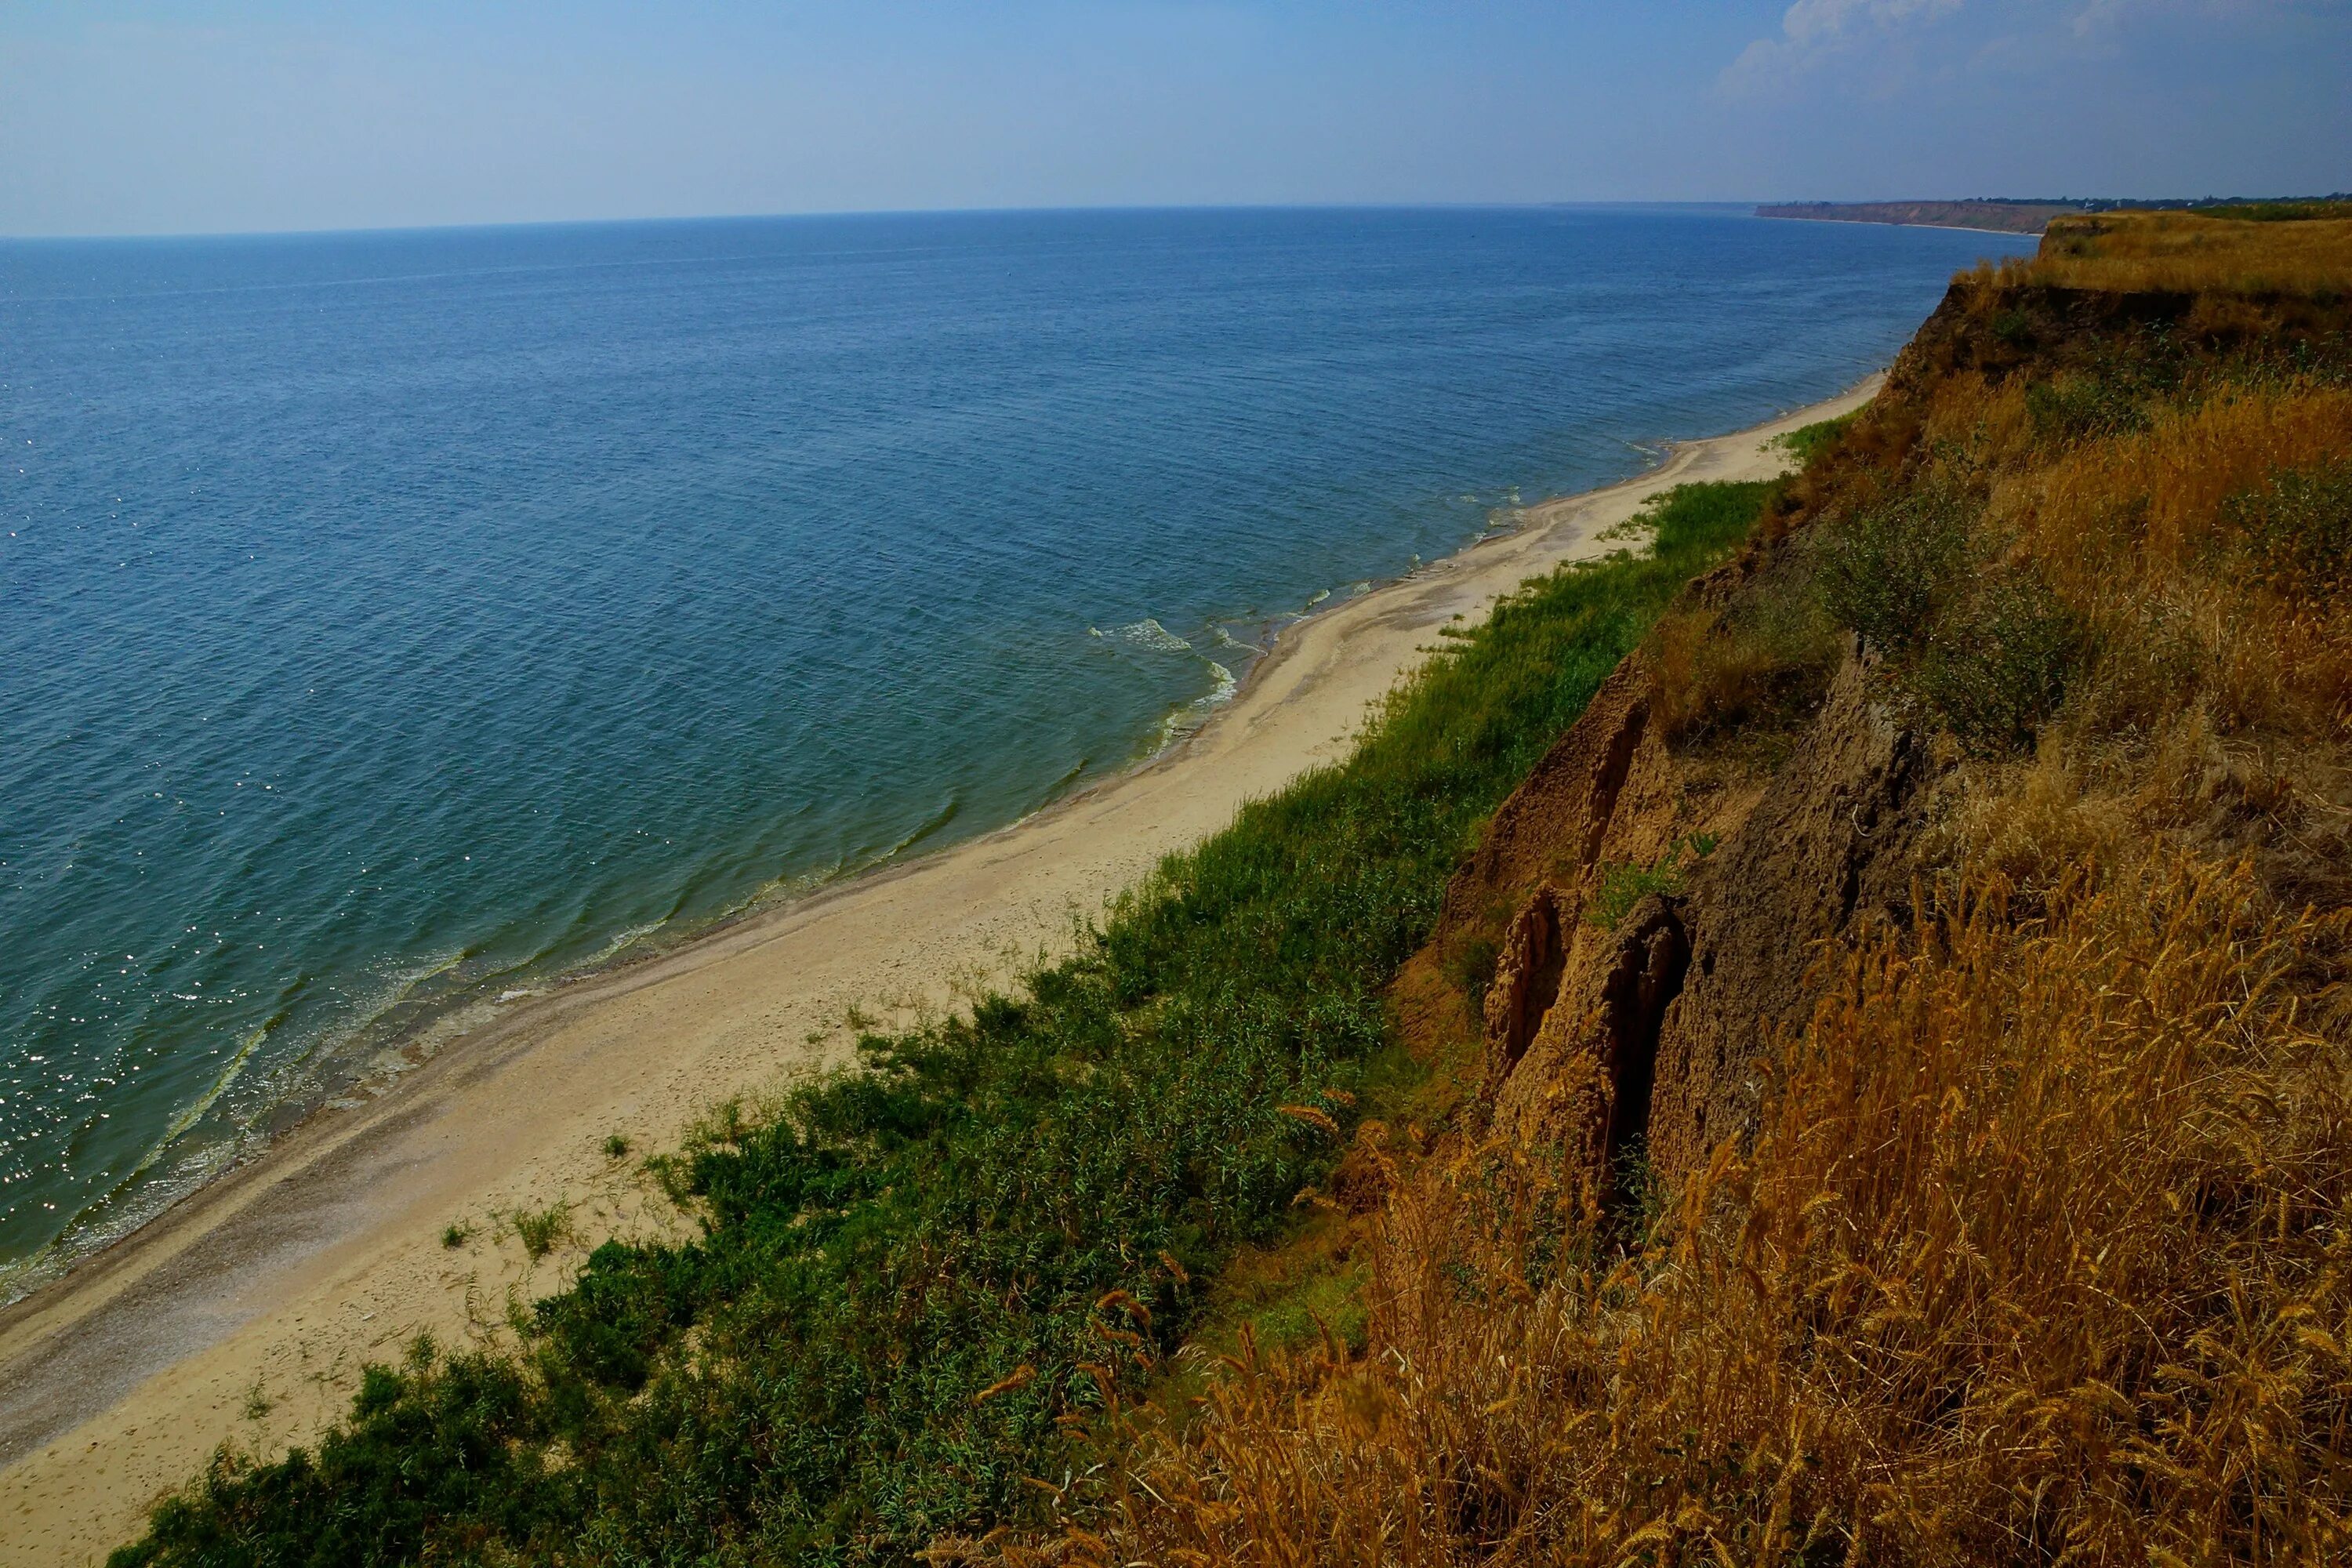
(1087, 211, 2352, 1565)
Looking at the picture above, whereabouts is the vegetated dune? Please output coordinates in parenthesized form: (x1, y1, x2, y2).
(1058, 212, 2352, 1564)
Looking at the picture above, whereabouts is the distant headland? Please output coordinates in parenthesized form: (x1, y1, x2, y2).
(1759, 195, 2352, 234)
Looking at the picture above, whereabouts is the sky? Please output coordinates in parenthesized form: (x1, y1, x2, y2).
(1, 1, 2346, 238)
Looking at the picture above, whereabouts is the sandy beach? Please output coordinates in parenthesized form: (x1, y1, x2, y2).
(0, 377, 1878, 1565)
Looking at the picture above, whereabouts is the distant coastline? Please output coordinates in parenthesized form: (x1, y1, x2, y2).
(1759, 200, 2068, 234)
(1759, 194, 2352, 235)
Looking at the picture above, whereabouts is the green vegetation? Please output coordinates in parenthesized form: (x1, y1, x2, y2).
(601, 1132, 633, 1160)
(1773, 408, 1859, 466)
(2230, 456, 2352, 597)
(114, 481, 1776, 1568)
(2222, 199, 2352, 223)
(1816, 487, 2081, 753)
(509, 1203, 572, 1262)
(1585, 833, 1717, 931)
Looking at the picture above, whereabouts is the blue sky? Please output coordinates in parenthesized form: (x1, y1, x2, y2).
(2, 1, 2346, 236)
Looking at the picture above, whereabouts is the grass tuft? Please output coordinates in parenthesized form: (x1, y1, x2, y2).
(509, 1203, 571, 1261)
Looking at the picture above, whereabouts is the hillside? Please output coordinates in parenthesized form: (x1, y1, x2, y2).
(111, 209, 2352, 1566)
(1065, 208, 2352, 1566)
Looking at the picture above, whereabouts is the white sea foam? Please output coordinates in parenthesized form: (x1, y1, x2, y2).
(1104, 618, 1192, 652)
(584, 920, 667, 969)
(1211, 626, 1264, 655)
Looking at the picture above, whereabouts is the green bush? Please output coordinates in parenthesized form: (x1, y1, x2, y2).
(1775, 409, 1860, 466)
(1914, 571, 2083, 753)
(2026, 375, 2153, 443)
(2230, 456, 2352, 598)
(1587, 834, 1717, 931)
(1814, 488, 1973, 658)
(1816, 489, 2080, 753)
(115, 482, 1775, 1568)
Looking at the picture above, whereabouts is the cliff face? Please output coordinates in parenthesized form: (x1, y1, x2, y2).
(1448, 631, 1935, 1210)
(1433, 246, 2352, 1211)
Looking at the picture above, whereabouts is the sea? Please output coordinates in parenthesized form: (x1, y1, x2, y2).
(0, 205, 2034, 1298)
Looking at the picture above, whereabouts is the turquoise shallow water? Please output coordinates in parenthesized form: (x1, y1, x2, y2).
(0, 206, 2032, 1292)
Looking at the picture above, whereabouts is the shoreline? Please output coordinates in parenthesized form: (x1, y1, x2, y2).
(0, 372, 1882, 1565)
(1753, 212, 2044, 238)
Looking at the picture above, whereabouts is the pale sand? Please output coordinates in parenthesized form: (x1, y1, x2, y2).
(0, 378, 1878, 1564)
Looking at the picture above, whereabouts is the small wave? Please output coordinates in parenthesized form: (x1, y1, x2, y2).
(583, 920, 667, 969)
(885, 795, 962, 858)
(1097, 618, 1192, 652)
(1304, 589, 1331, 610)
(1040, 756, 1092, 803)
(1211, 626, 1265, 655)
(1201, 660, 1237, 706)
(1145, 658, 1245, 757)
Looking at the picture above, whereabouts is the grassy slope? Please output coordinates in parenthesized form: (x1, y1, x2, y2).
(1089, 212, 2352, 1568)
(114, 485, 1779, 1566)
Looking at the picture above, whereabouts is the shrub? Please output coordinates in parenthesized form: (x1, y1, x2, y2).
(2229, 456, 2352, 598)
(1813, 488, 1972, 657)
(2026, 373, 2153, 443)
(1586, 836, 1715, 931)
(510, 1204, 571, 1261)
(1815, 489, 2081, 753)
(1648, 568, 1841, 745)
(1914, 568, 2083, 753)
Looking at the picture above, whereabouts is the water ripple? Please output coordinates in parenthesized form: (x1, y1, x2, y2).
(0, 207, 2034, 1291)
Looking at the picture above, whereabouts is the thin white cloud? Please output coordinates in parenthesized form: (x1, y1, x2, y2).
(1782, 0, 1969, 45)
(1720, 0, 2327, 93)
(1722, 0, 1969, 90)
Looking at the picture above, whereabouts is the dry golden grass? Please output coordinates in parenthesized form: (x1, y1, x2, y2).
(1977, 387, 2352, 745)
(1644, 606, 1801, 744)
(1061, 860, 2352, 1567)
(2024, 211, 2352, 296)
(2002, 388, 2352, 578)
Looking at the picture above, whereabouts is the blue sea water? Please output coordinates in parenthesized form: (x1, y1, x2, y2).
(0, 206, 2033, 1292)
